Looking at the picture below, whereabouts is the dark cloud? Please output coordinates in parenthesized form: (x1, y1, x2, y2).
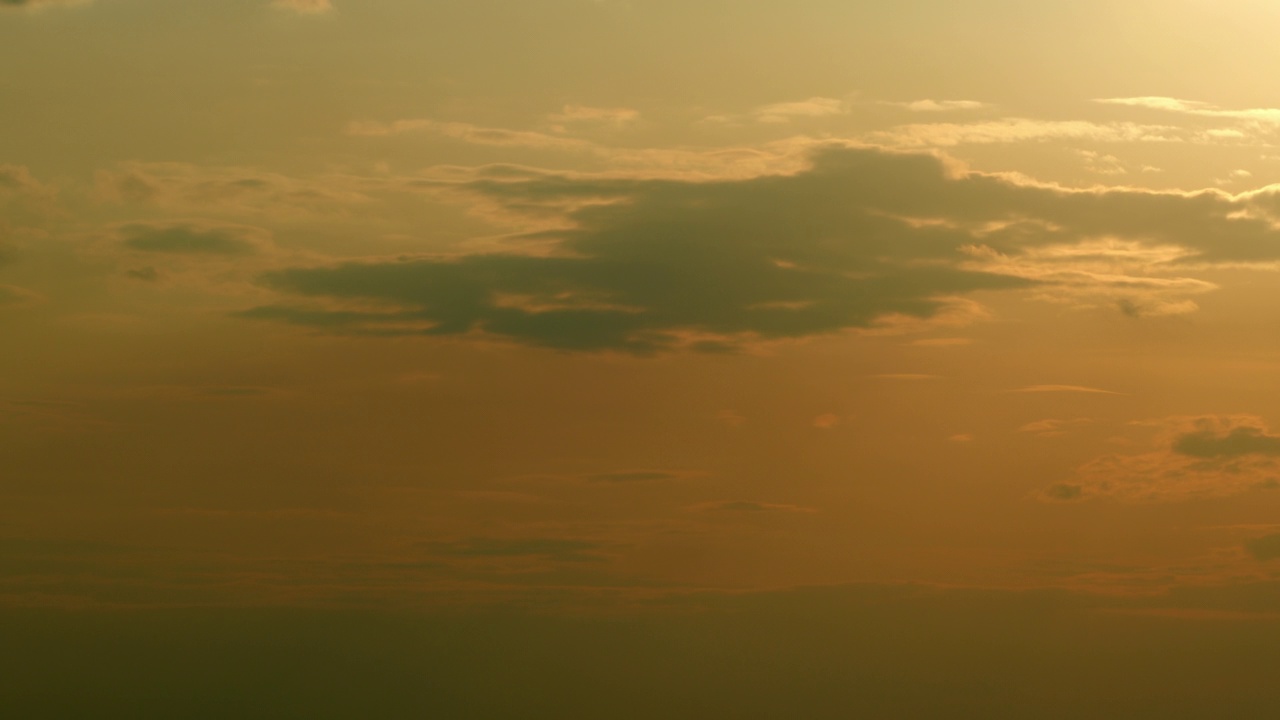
(124, 266, 160, 282)
(243, 148, 1039, 353)
(119, 222, 266, 256)
(1172, 425, 1280, 458)
(1043, 483, 1084, 501)
(1245, 534, 1280, 561)
(17, 582, 1280, 718)
(1045, 416, 1280, 503)
(230, 145, 1280, 355)
(241, 146, 1280, 353)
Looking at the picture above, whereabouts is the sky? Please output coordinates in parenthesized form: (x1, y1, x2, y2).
(6, 0, 1280, 716)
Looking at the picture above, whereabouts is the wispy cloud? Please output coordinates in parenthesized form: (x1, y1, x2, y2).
(1043, 415, 1280, 502)
(1019, 418, 1093, 437)
(272, 0, 333, 14)
(347, 119, 596, 152)
(0, 284, 39, 307)
(703, 97, 849, 125)
(94, 162, 373, 217)
(869, 373, 941, 380)
(689, 501, 817, 514)
(1012, 385, 1120, 395)
(1097, 96, 1280, 124)
(583, 470, 686, 483)
(751, 97, 848, 123)
(0, 0, 92, 10)
(421, 537, 608, 564)
(812, 413, 842, 429)
(963, 239, 1216, 317)
(548, 105, 639, 126)
(873, 118, 1177, 147)
(895, 99, 988, 112)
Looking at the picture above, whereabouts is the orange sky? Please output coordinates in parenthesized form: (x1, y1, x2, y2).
(5, 1, 1280, 716)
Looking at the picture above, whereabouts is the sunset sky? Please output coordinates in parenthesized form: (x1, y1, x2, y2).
(6, 1, 1280, 716)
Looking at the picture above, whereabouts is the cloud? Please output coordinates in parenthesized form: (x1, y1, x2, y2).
(898, 100, 988, 112)
(873, 119, 1177, 147)
(241, 145, 1280, 353)
(347, 119, 596, 153)
(0, 165, 57, 222)
(0, 284, 38, 307)
(1172, 423, 1280, 459)
(751, 97, 847, 124)
(1076, 149, 1128, 176)
(1012, 385, 1119, 395)
(583, 470, 683, 483)
(15, 581, 1280, 718)
(967, 239, 1215, 316)
(241, 148, 1038, 353)
(1245, 534, 1280, 561)
(512, 469, 698, 485)
(118, 222, 269, 256)
(424, 538, 605, 563)
(272, 0, 333, 14)
(1097, 96, 1280, 124)
(716, 410, 746, 427)
(701, 97, 850, 126)
(352, 120, 818, 180)
(548, 105, 639, 126)
(691, 501, 817, 513)
(0, 165, 46, 195)
(1043, 483, 1085, 501)
(94, 162, 372, 216)
(202, 386, 276, 398)
(812, 413, 841, 429)
(1044, 416, 1280, 503)
(0, 0, 92, 10)
(870, 373, 940, 380)
(124, 266, 160, 282)
(1019, 418, 1092, 437)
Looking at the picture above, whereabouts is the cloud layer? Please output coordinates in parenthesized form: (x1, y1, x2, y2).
(241, 146, 1280, 353)
(1047, 416, 1280, 503)
(245, 149, 1037, 352)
